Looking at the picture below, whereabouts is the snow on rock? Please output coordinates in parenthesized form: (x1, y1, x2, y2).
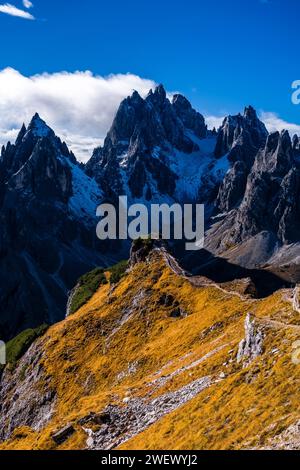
(68, 161, 103, 224)
(27, 113, 52, 138)
(168, 135, 229, 201)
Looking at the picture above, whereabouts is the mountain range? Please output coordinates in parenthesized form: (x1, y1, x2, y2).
(1, 84, 300, 340)
(1, 85, 300, 450)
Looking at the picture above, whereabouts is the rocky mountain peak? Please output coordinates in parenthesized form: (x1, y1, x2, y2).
(261, 130, 293, 176)
(154, 83, 167, 99)
(172, 93, 207, 139)
(86, 85, 211, 201)
(215, 107, 268, 158)
(0, 117, 108, 341)
(15, 123, 27, 145)
(172, 93, 190, 108)
(27, 113, 53, 138)
(293, 134, 299, 150)
(244, 105, 258, 120)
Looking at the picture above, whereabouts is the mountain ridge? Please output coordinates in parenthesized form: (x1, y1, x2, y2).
(1, 242, 299, 450)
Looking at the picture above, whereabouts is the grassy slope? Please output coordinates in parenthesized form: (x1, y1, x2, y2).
(1, 251, 300, 450)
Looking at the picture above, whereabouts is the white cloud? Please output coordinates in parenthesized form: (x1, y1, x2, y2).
(0, 3, 34, 19)
(260, 111, 300, 136)
(23, 0, 33, 8)
(0, 68, 156, 161)
(204, 115, 224, 130)
(0, 68, 298, 162)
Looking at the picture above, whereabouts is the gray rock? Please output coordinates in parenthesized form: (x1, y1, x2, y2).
(237, 313, 264, 365)
(51, 424, 74, 445)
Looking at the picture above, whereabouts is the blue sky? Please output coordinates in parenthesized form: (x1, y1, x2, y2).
(0, 0, 299, 160)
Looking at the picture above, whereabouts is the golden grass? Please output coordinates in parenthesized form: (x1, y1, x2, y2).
(1, 252, 300, 450)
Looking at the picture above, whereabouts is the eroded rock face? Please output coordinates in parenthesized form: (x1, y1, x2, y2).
(258, 421, 300, 450)
(232, 131, 300, 244)
(215, 107, 268, 212)
(217, 160, 248, 212)
(172, 94, 207, 139)
(129, 239, 168, 267)
(214, 106, 268, 158)
(206, 128, 300, 271)
(0, 340, 56, 440)
(237, 313, 264, 365)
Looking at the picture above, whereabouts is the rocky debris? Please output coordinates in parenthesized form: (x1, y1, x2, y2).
(157, 292, 186, 318)
(159, 293, 177, 307)
(237, 314, 264, 365)
(115, 361, 140, 383)
(0, 340, 56, 441)
(51, 424, 74, 445)
(148, 345, 227, 391)
(83, 375, 212, 450)
(256, 420, 300, 450)
(170, 307, 187, 318)
(78, 412, 108, 427)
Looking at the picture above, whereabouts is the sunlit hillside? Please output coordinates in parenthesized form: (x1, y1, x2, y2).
(1, 247, 300, 450)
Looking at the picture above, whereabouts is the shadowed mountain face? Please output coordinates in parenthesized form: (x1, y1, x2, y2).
(180, 248, 292, 299)
(0, 114, 116, 341)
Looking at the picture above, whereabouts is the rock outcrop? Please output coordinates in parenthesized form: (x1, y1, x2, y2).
(237, 313, 264, 365)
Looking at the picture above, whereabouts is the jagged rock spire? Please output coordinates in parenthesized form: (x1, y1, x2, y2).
(15, 123, 27, 146)
(27, 113, 52, 138)
(215, 106, 268, 158)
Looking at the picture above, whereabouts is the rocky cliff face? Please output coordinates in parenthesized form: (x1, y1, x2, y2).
(0, 115, 114, 341)
(215, 106, 268, 212)
(202, 126, 300, 274)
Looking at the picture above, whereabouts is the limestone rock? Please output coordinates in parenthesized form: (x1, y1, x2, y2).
(237, 313, 264, 365)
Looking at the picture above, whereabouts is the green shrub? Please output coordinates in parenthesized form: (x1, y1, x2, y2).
(109, 260, 128, 284)
(132, 237, 154, 250)
(5, 324, 49, 370)
(68, 267, 108, 315)
(68, 262, 128, 315)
